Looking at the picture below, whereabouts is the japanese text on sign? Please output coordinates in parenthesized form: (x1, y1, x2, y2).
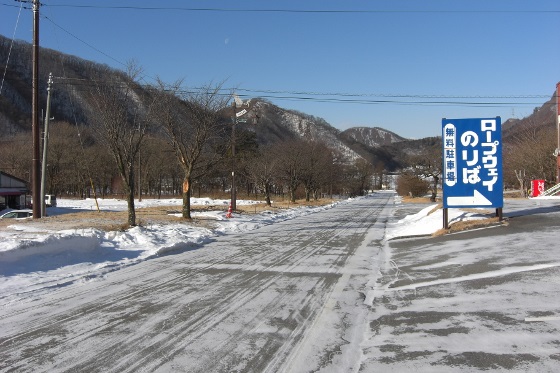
(444, 119, 500, 192)
(442, 117, 503, 208)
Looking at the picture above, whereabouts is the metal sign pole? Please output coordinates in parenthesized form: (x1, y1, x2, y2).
(442, 117, 504, 228)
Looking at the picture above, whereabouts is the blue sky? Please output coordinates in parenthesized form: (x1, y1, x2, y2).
(1, 0, 558, 139)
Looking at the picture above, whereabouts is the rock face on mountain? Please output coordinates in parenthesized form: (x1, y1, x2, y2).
(239, 100, 369, 162)
(341, 127, 406, 148)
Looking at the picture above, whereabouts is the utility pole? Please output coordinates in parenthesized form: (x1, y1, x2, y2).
(40, 73, 53, 218)
(231, 99, 237, 211)
(31, 0, 41, 218)
(229, 94, 251, 212)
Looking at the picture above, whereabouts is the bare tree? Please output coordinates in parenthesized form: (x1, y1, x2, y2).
(140, 136, 178, 198)
(155, 80, 230, 219)
(271, 140, 306, 203)
(397, 171, 430, 197)
(504, 121, 556, 196)
(246, 145, 277, 206)
(409, 138, 442, 202)
(299, 141, 334, 201)
(0, 132, 32, 182)
(88, 64, 155, 226)
(351, 158, 374, 196)
(372, 161, 386, 190)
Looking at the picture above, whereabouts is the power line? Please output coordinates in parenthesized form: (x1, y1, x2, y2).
(42, 15, 127, 69)
(2, 3, 559, 13)
(32, 4, 560, 14)
(41, 78, 550, 107)
(0, 0, 24, 95)
(232, 88, 551, 100)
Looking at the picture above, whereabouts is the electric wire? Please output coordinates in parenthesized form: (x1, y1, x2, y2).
(8, 3, 559, 14)
(41, 6, 104, 209)
(0, 0, 24, 95)
(42, 77, 551, 107)
(1, 1, 555, 110)
(42, 15, 127, 69)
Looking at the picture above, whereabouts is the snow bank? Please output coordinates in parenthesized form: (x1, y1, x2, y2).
(0, 197, 341, 304)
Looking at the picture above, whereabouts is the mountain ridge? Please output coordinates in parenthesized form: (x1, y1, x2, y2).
(2, 33, 556, 177)
(0, 34, 408, 168)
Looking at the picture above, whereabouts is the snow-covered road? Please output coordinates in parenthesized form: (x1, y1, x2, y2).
(361, 199, 560, 372)
(1, 194, 559, 372)
(0, 193, 394, 372)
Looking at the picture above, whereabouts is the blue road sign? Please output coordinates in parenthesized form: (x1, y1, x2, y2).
(442, 117, 503, 209)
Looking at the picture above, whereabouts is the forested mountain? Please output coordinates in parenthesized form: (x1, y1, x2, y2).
(0, 34, 123, 133)
(501, 94, 558, 190)
(0, 34, 407, 168)
(502, 95, 557, 140)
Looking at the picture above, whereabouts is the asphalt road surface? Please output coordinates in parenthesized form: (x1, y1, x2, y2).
(0, 193, 393, 372)
(362, 199, 560, 372)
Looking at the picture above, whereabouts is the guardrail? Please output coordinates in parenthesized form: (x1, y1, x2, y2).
(541, 183, 560, 196)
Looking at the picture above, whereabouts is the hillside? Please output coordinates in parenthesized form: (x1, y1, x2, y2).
(0, 34, 407, 167)
(3, 33, 554, 176)
(0, 35, 127, 133)
(502, 95, 557, 141)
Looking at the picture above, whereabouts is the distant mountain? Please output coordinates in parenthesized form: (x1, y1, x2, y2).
(341, 127, 406, 148)
(0, 33, 418, 169)
(240, 99, 366, 162)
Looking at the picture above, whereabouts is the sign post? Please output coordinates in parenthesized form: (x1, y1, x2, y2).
(442, 117, 503, 228)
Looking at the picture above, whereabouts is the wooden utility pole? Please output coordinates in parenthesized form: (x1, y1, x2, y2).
(231, 100, 237, 211)
(31, 0, 41, 218)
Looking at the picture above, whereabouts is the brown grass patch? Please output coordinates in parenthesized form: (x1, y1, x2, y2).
(0, 198, 336, 232)
(432, 216, 505, 237)
(401, 196, 435, 204)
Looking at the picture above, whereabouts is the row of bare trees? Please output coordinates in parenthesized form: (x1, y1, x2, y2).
(1, 70, 381, 225)
(503, 120, 557, 196)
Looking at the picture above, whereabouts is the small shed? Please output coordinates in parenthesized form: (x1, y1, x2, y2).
(0, 171, 30, 211)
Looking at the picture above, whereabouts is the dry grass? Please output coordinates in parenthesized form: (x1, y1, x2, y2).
(0, 198, 337, 232)
(401, 196, 437, 204)
(2, 196, 505, 237)
(400, 194, 506, 237)
(432, 216, 506, 237)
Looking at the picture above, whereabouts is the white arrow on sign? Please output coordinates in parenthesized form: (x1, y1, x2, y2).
(446, 190, 492, 206)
